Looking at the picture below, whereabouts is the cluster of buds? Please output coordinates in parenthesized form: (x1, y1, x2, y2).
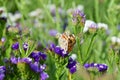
(66, 54, 77, 74)
(72, 10, 86, 26)
(84, 63, 108, 72)
(9, 50, 48, 80)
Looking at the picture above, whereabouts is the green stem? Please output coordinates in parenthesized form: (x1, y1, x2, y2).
(83, 33, 97, 64)
(68, 71, 72, 80)
(94, 0, 99, 22)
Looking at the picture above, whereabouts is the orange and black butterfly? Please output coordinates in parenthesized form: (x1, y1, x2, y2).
(57, 31, 76, 53)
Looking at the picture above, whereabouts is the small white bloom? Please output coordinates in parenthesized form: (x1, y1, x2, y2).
(97, 23, 108, 30)
(94, 63, 98, 67)
(70, 54, 77, 60)
(116, 38, 120, 44)
(111, 36, 117, 43)
(83, 20, 97, 33)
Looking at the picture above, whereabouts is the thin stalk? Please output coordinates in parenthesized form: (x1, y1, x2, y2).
(68, 71, 71, 80)
(94, 0, 99, 22)
(83, 33, 97, 64)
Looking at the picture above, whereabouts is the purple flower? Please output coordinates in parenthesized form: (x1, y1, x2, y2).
(29, 62, 40, 73)
(84, 63, 90, 68)
(72, 9, 86, 26)
(49, 29, 57, 36)
(23, 43, 28, 51)
(40, 53, 47, 60)
(0, 74, 5, 80)
(39, 64, 46, 72)
(12, 42, 19, 50)
(0, 66, 6, 74)
(97, 64, 108, 72)
(0, 66, 6, 80)
(20, 57, 32, 64)
(90, 63, 98, 67)
(10, 56, 20, 64)
(29, 51, 41, 62)
(49, 43, 55, 51)
(84, 63, 108, 72)
(67, 58, 77, 74)
(40, 72, 49, 80)
(67, 58, 77, 69)
(69, 65, 77, 74)
(50, 43, 68, 57)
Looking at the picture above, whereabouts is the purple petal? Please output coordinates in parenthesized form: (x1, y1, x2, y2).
(40, 72, 49, 80)
(12, 42, 19, 50)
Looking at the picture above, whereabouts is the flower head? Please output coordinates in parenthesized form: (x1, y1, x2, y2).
(23, 42, 28, 51)
(40, 72, 49, 80)
(10, 56, 20, 64)
(12, 42, 19, 50)
(83, 20, 98, 33)
(72, 9, 86, 26)
(67, 57, 77, 74)
(84, 63, 108, 72)
(0, 66, 6, 80)
(20, 57, 32, 64)
(29, 62, 40, 73)
(29, 51, 41, 62)
(97, 64, 108, 72)
(50, 43, 68, 57)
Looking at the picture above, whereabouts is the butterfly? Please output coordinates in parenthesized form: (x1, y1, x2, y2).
(57, 31, 76, 53)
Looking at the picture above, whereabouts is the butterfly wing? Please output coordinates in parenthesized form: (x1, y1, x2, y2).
(58, 34, 68, 52)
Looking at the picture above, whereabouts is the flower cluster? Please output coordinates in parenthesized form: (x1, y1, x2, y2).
(9, 51, 48, 80)
(50, 43, 68, 57)
(83, 20, 109, 33)
(29, 51, 48, 80)
(29, 51, 47, 62)
(72, 9, 86, 26)
(66, 54, 77, 74)
(10, 56, 32, 64)
(84, 63, 108, 72)
(0, 66, 6, 80)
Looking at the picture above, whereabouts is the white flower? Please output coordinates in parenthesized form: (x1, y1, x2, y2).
(70, 54, 77, 60)
(97, 23, 108, 30)
(83, 20, 97, 33)
(111, 36, 117, 43)
(116, 38, 120, 44)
